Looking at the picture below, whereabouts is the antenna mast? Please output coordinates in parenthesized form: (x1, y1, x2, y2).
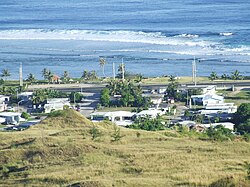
(192, 57, 197, 86)
(122, 58, 125, 82)
(19, 62, 23, 87)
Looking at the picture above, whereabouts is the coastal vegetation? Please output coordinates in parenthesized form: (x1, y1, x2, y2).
(100, 80, 150, 108)
(209, 70, 244, 81)
(233, 103, 250, 134)
(0, 109, 249, 186)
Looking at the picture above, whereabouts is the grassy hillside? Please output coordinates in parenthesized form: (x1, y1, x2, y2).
(0, 109, 250, 187)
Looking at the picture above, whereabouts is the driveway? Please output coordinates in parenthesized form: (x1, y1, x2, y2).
(79, 92, 100, 117)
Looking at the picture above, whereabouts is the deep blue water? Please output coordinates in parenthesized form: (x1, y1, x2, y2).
(0, 0, 250, 79)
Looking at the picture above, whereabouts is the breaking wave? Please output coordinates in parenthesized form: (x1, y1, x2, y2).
(0, 29, 215, 47)
(219, 32, 233, 36)
(174, 33, 199, 38)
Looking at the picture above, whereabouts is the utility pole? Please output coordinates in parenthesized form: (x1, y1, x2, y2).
(19, 62, 23, 87)
(112, 62, 115, 80)
(192, 57, 197, 86)
(121, 58, 125, 82)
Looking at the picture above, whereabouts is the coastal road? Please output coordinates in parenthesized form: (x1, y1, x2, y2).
(46, 82, 250, 93)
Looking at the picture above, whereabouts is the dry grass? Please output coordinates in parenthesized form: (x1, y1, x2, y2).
(0, 109, 249, 187)
(141, 76, 209, 85)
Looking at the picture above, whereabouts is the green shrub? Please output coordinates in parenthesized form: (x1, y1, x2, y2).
(111, 126, 124, 142)
(129, 116, 165, 131)
(21, 112, 30, 119)
(206, 125, 234, 141)
(89, 126, 102, 140)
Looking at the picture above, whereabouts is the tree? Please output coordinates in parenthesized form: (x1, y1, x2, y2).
(117, 63, 126, 79)
(166, 75, 181, 100)
(32, 89, 48, 108)
(32, 89, 68, 108)
(1, 69, 11, 81)
(166, 82, 178, 98)
(234, 103, 250, 133)
(81, 70, 89, 79)
(100, 88, 110, 107)
(208, 71, 218, 81)
(81, 70, 98, 80)
(99, 57, 106, 77)
(134, 74, 143, 83)
(111, 126, 124, 142)
(234, 103, 250, 125)
(129, 115, 165, 131)
(42, 68, 49, 80)
(26, 73, 36, 84)
(89, 126, 102, 140)
(237, 119, 250, 134)
(69, 92, 83, 103)
(231, 70, 242, 80)
(221, 73, 228, 80)
(193, 114, 205, 124)
(184, 110, 191, 119)
(88, 71, 98, 80)
(47, 70, 53, 83)
(63, 71, 69, 81)
(206, 125, 234, 141)
(168, 75, 176, 83)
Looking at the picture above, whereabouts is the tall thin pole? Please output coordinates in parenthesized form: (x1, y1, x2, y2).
(122, 58, 125, 82)
(19, 62, 23, 87)
(194, 58, 197, 86)
(192, 57, 197, 86)
(112, 62, 115, 80)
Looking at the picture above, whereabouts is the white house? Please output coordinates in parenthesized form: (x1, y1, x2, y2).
(203, 94, 224, 106)
(202, 122, 235, 130)
(136, 108, 165, 119)
(142, 93, 164, 107)
(44, 98, 70, 113)
(105, 111, 136, 126)
(90, 112, 109, 121)
(0, 112, 25, 125)
(90, 111, 136, 126)
(205, 103, 237, 114)
(191, 94, 224, 106)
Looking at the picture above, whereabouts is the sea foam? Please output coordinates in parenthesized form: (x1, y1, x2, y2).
(0, 29, 214, 47)
(219, 32, 233, 36)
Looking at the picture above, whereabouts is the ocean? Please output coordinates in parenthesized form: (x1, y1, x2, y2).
(0, 0, 250, 79)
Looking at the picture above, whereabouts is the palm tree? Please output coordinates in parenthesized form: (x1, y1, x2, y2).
(231, 70, 241, 80)
(221, 73, 228, 80)
(42, 68, 49, 80)
(99, 58, 106, 77)
(63, 71, 69, 80)
(81, 70, 88, 79)
(208, 71, 218, 81)
(26, 73, 36, 84)
(1, 69, 11, 81)
(168, 75, 176, 83)
(47, 71, 53, 83)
